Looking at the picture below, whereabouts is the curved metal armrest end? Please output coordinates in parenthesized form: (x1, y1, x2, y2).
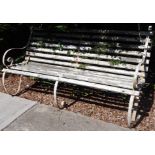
(2, 47, 26, 68)
(2, 26, 33, 68)
(133, 60, 145, 90)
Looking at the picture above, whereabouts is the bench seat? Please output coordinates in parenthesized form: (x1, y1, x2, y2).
(3, 61, 139, 96)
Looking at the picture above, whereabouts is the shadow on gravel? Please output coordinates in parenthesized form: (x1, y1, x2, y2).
(19, 80, 129, 111)
(15, 77, 154, 128)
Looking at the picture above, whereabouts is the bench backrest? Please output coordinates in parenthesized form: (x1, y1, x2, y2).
(26, 27, 153, 78)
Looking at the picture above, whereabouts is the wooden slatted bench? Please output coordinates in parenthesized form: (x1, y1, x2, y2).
(1, 26, 153, 127)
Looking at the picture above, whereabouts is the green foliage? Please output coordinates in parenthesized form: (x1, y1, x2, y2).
(93, 46, 106, 55)
(93, 44, 107, 55)
(93, 43, 124, 66)
(55, 25, 68, 32)
(0, 24, 24, 34)
(45, 24, 69, 32)
(93, 43, 112, 54)
(109, 59, 122, 66)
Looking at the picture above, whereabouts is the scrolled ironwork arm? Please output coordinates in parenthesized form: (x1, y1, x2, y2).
(2, 26, 33, 68)
(133, 56, 146, 89)
(2, 47, 27, 68)
(133, 36, 151, 89)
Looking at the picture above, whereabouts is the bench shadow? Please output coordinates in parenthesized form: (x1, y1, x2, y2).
(18, 80, 132, 112)
(6, 74, 154, 128)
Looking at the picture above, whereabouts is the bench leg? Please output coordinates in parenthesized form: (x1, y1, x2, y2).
(127, 95, 141, 128)
(53, 80, 59, 107)
(53, 80, 65, 108)
(2, 71, 23, 96)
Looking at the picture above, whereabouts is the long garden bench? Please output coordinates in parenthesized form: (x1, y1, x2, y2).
(2, 25, 153, 127)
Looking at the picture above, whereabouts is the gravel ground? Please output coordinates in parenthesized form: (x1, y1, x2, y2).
(0, 74, 154, 130)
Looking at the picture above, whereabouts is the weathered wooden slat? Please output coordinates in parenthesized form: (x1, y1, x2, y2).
(34, 63, 148, 79)
(27, 52, 150, 70)
(28, 57, 149, 74)
(3, 68, 140, 96)
(31, 37, 144, 49)
(33, 28, 153, 36)
(11, 63, 133, 89)
(27, 47, 151, 63)
(33, 32, 146, 43)
(23, 61, 147, 78)
(34, 33, 145, 43)
(15, 62, 134, 82)
(28, 53, 137, 69)
(69, 29, 153, 36)
(30, 42, 151, 56)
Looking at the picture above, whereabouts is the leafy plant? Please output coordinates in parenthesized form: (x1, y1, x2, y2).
(109, 59, 122, 66)
(92, 42, 126, 66)
(93, 43, 112, 55)
(93, 45, 106, 55)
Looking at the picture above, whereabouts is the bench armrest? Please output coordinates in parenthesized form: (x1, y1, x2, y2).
(133, 57, 146, 89)
(133, 36, 151, 89)
(2, 47, 27, 68)
(2, 27, 33, 68)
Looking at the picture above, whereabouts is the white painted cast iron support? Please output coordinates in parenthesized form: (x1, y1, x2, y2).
(128, 95, 135, 127)
(2, 71, 23, 96)
(127, 95, 140, 127)
(53, 74, 65, 108)
(53, 80, 59, 107)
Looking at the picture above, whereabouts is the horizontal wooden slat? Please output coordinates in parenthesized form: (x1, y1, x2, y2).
(32, 35, 147, 46)
(28, 57, 149, 75)
(33, 32, 147, 43)
(28, 52, 140, 70)
(27, 47, 151, 64)
(30, 42, 151, 54)
(10, 63, 133, 89)
(27, 52, 150, 69)
(28, 46, 144, 57)
(31, 37, 144, 48)
(26, 59, 135, 76)
(33, 28, 153, 36)
(3, 68, 140, 96)
(18, 62, 134, 81)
